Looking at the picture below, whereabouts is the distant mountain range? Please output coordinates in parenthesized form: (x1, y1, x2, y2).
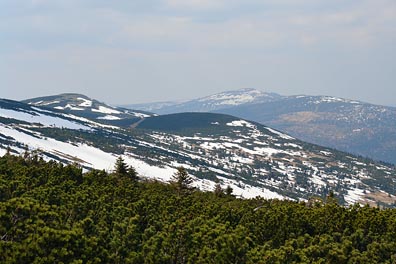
(122, 88, 283, 114)
(124, 88, 396, 165)
(1, 93, 395, 207)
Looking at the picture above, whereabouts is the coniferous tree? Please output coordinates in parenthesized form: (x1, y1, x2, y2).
(5, 146, 11, 156)
(171, 166, 193, 193)
(114, 156, 128, 175)
(23, 145, 30, 159)
(326, 190, 338, 204)
(225, 185, 233, 196)
(214, 182, 223, 197)
(127, 166, 139, 181)
(2, 154, 396, 263)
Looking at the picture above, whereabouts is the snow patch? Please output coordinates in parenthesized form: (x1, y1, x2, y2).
(226, 120, 255, 128)
(123, 154, 177, 182)
(92, 106, 121, 114)
(344, 188, 365, 205)
(198, 89, 264, 106)
(64, 104, 84, 111)
(130, 112, 151, 118)
(0, 124, 115, 169)
(97, 115, 121, 120)
(0, 148, 6, 156)
(217, 176, 284, 199)
(265, 127, 294, 140)
(284, 143, 302, 149)
(254, 147, 282, 156)
(77, 97, 93, 107)
(0, 108, 90, 130)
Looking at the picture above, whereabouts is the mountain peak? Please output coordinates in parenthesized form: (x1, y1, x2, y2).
(24, 93, 96, 109)
(197, 88, 275, 106)
(55, 93, 90, 98)
(25, 93, 90, 102)
(230, 87, 262, 93)
(124, 88, 283, 114)
(22, 93, 153, 127)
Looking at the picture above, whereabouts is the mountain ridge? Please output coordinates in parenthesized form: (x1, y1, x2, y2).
(122, 88, 284, 114)
(124, 88, 396, 164)
(1, 95, 395, 207)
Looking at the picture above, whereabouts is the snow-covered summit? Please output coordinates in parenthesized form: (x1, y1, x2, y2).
(197, 88, 282, 106)
(125, 88, 283, 114)
(23, 93, 153, 127)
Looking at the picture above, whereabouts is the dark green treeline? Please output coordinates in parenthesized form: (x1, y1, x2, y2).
(1, 154, 396, 263)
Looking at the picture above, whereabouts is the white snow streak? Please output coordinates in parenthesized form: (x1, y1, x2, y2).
(97, 115, 121, 120)
(0, 108, 90, 130)
(265, 127, 294, 140)
(92, 106, 121, 114)
(226, 120, 255, 128)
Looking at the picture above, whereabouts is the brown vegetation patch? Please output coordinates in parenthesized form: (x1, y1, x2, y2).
(279, 111, 322, 123)
(52, 150, 88, 164)
(364, 191, 396, 206)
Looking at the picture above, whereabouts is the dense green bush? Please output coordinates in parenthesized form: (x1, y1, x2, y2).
(1, 154, 395, 263)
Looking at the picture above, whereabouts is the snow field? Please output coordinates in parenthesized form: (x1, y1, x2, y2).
(0, 108, 90, 130)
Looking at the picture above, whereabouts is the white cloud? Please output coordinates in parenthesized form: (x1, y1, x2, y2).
(4, 0, 395, 51)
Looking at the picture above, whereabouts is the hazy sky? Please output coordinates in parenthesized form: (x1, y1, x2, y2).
(1, 0, 395, 106)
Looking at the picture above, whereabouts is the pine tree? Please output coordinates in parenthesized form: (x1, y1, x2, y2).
(127, 166, 139, 181)
(5, 146, 11, 156)
(114, 156, 128, 175)
(171, 167, 193, 194)
(225, 185, 233, 196)
(214, 182, 223, 197)
(326, 190, 338, 204)
(23, 145, 30, 159)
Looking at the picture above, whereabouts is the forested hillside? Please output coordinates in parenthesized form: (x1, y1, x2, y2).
(1, 154, 396, 263)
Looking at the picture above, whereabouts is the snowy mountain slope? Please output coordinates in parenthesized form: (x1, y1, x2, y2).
(125, 88, 396, 164)
(1, 98, 395, 206)
(123, 88, 283, 114)
(23, 93, 154, 128)
(214, 95, 396, 164)
(136, 113, 396, 206)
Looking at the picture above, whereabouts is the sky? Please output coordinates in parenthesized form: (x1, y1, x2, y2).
(1, 0, 395, 106)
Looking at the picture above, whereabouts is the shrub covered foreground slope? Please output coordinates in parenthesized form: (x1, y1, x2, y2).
(1, 154, 396, 263)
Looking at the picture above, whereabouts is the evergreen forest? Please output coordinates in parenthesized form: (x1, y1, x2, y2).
(1, 153, 396, 263)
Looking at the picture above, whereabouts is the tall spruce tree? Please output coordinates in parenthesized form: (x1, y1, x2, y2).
(171, 166, 193, 194)
(114, 156, 128, 175)
(114, 156, 139, 180)
(127, 166, 139, 181)
(214, 182, 223, 197)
